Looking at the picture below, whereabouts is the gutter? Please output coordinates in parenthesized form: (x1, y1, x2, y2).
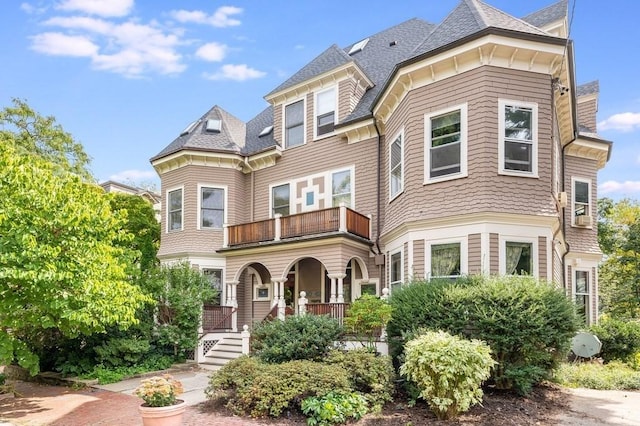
(373, 119, 383, 257)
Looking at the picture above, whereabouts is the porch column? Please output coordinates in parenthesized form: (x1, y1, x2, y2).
(274, 214, 282, 241)
(223, 223, 229, 248)
(278, 280, 286, 320)
(271, 278, 281, 307)
(327, 274, 342, 303)
(339, 202, 347, 233)
(336, 273, 346, 303)
(227, 280, 239, 332)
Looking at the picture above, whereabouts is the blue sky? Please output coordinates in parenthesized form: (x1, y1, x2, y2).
(1, 0, 638, 200)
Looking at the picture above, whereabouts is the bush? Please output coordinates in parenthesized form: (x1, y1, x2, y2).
(94, 337, 151, 368)
(302, 391, 368, 426)
(251, 315, 343, 363)
(388, 275, 579, 395)
(325, 349, 394, 411)
(343, 295, 392, 351)
(400, 330, 494, 420)
(555, 361, 640, 390)
(589, 318, 640, 364)
(206, 356, 353, 418)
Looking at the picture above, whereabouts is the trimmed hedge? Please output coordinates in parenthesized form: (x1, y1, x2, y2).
(388, 275, 579, 395)
(589, 318, 640, 364)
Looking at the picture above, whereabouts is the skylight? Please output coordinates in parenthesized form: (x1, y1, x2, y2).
(180, 120, 199, 136)
(348, 38, 369, 55)
(259, 125, 274, 137)
(206, 119, 222, 133)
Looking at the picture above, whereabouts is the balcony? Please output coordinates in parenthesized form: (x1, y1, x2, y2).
(224, 204, 370, 248)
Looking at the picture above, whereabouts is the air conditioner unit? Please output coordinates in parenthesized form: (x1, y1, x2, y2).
(576, 215, 592, 227)
(557, 192, 568, 208)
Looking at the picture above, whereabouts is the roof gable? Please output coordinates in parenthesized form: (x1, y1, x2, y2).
(522, 0, 568, 28)
(576, 80, 599, 97)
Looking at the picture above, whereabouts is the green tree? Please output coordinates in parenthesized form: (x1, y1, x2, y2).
(598, 198, 640, 318)
(0, 98, 93, 181)
(0, 144, 150, 374)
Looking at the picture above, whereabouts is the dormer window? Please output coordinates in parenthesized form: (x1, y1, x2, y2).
(315, 87, 336, 137)
(285, 100, 304, 148)
(205, 119, 222, 133)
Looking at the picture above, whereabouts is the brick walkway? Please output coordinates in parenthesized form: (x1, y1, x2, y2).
(0, 381, 289, 426)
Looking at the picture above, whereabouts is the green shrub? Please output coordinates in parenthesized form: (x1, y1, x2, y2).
(302, 391, 368, 426)
(0, 373, 5, 386)
(555, 361, 640, 390)
(206, 357, 352, 418)
(388, 275, 579, 395)
(400, 330, 494, 420)
(251, 315, 343, 363)
(94, 337, 151, 368)
(343, 295, 392, 352)
(82, 354, 175, 384)
(324, 349, 394, 411)
(589, 318, 640, 364)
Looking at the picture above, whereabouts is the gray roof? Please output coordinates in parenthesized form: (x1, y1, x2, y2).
(522, 0, 568, 28)
(153, 0, 568, 161)
(576, 80, 599, 97)
(151, 105, 245, 161)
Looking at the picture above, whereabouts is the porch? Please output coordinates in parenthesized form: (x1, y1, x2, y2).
(222, 204, 371, 248)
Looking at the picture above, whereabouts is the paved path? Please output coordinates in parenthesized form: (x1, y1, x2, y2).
(555, 388, 640, 426)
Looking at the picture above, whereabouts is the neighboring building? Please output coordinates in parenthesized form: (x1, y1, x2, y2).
(100, 180, 162, 221)
(150, 0, 611, 365)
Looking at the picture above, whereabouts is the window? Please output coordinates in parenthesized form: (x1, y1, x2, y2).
(315, 88, 336, 137)
(306, 191, 314, 206)
(505, 241, 532, 275)
(573, 178, 591, 221)
(390, 251, 403, 293)
(431, 243, 461, 279)
(285, 100, 304, 148)
(426, 105, 467, 181)
(332, 170, 351, 207)
(203, 268, 222, 305)
(574, 269, 591, 324)
(499, 100, 538, 175)
(168, 188, 183, 231)
(272, 184, 290, 216)
(200, 187, 224, 229)
(389, 131, 403, 199)
(252, 273, 271, 301)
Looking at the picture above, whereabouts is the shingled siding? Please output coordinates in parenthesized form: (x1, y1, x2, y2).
(577, 98, 597, 132)
(381, 66, 555, 236)
(412, 239, 425, 279)
(468, 233, 482, 275)
(564, 155, 601, 254)
(251, 134, 380, 239)
(539, 236, 548, 279)
(158, 165, 247, 257)
(490, 233, 499, 274)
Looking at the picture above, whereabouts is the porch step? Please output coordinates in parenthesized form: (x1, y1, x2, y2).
(200, 336, 244, 371)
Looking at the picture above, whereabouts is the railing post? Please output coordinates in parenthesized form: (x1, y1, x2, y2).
(227, 281, 239, 331)
(339, 203, 347, 233)
(381, 287, 390, 301)
(298, 291, 308, 315)
(223, 223, 229, 248)
(274, 213, 282, 241)
(241, 324, 250, 355)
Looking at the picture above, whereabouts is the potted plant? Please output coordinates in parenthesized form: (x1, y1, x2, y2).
(134, 374, 186, 426)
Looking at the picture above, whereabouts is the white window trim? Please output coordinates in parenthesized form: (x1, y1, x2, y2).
(250, 267, 271, 301)
(353, 278, 380, 300)
(269, 181, 292, 218)
(389, 248, 404, 293)
(571, 177, 592, 228)
(283, 97, 306, 149)
(424, 103, 468, 184)
(313, 86, 337, 140)
(498, 99, 538, 178)
(389, 128, 404, 201)
(426, 237, 468, 279)
(197, 184, 228, 230)
(499, 235, 538, 277)
(329, 167, 354, 209)
(573, 267, 592, 324)
(166, 185, 184, 233)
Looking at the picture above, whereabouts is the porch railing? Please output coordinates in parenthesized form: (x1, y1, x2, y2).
(202, 305, 235, 332)
(305, 303, 350, 325)
(224, 204, 370, 247)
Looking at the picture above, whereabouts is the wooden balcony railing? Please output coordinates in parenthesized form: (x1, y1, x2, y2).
(306, 303, 350, 325)
(202, 305, 234, 331)
(224, 205, 370, 247)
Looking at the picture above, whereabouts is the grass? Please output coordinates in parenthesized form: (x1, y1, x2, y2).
(554, 361, 640, 390)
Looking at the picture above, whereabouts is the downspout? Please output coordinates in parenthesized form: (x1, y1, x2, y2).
(373, 118, 383, 256)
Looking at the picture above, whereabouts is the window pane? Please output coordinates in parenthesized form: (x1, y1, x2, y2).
(332, 170, 351, 207)
(431, 243, 461, 277)
(390, 252, 401, 283)
(504, 141, 532, 172)
(286, 124, 304, 147)
(306, 191, 314, 206)
(431, 142, 461, 177)
(203, 269, 222, 305)
(273, 184, 290, 216)
(390, 138, 402, 168)
(506, 242, 532, 275)
(431, 111, 461, 146)
(575, 181, 589, 204)
(169, 189, 182, 210)
(202, 210, 223, 228)
(504, 106, 532, 141)
(202, 188, 223, 209)
(285, 101, 304, 126)
(575, 295, 589, 323)
(575, 270, 589, 294)
(316, 89, 334, 115)
(170, 211, 182, 230)
(317, 111, 335, 135)
(361, 283, 377, 296)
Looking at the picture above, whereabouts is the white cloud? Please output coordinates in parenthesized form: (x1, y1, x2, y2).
(294, 44, 304, 50)
(196, 42, 227, 62)
(203, 64, 266, 81)
(21, 2, 48, 14)
(170, 6, 242, 27)
(599, 180, 640, 195)
(37, 18, 185, 77)
(109, 169, 158, 183)
(30, 32, 98, 56)
(598, 112, 640, 132)
(56, 0, 133, 17)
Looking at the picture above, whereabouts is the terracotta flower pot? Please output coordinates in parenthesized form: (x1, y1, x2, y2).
(138, 400, 186, 426)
